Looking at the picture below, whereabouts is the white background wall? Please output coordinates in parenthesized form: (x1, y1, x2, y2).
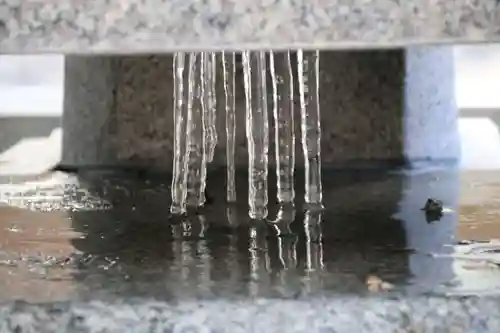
(454, 45, 500, 169)
(0, 55, 64, 117)
(455, 45, 500, 109)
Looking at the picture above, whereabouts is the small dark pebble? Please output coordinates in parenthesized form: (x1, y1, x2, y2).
(422, 198, 444, 213)
(422, 198, 444, 223)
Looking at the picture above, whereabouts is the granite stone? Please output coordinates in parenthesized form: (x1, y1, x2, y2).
(404, 46, 461, 166)
(1, 296, 500, 333)
(62, 47, 458, 171)
(61, 56, 120, 167)
(0, 0, 499, 53)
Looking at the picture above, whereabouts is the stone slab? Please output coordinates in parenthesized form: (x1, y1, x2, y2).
(1, 296, 500, 333)
(0, 0, 499, 54)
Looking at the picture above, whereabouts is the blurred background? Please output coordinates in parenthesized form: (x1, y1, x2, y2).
(0, 45, 500, 174)
(0, 54, 63, 175)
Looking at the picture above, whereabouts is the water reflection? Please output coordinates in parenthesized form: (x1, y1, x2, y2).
(303, 210, 324, 272)
(1, 169, 500, 303)
(268, 204, 295, 237)
(395, 169, 459, 294)
(268, 205, 296, 269)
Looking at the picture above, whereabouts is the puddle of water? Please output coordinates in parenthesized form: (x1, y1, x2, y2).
(0, 168, 499, 303)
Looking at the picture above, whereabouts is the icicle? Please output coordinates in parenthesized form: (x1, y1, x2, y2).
(270, 51, 295, 205)
(205, 52, 218, 162)
(222, 51, 237, 202)
(243, 51, 269, 220)
(185, 53, 207, 207)
(297, 50, 323, 208)
(171, 52, 189, 214)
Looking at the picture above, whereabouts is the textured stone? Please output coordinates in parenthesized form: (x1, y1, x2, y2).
(61, 47, 459, 171)
(61, 56, 120, 167)
(0, 0, 499, 53)
(1, 296, 500, 333)
(404, 46, 461, 165)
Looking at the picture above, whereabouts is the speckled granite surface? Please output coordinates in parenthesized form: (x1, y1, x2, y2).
(404, 46, 460, 167)
(2, 296, 500, 333)
(62, 47, 459, 170)
(0, 0, 499, 53)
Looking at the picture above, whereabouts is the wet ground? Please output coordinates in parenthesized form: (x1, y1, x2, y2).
(1, 168, 500, 331)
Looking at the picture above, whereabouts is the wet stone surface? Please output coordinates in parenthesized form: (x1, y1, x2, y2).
(0, 168, 500, 331)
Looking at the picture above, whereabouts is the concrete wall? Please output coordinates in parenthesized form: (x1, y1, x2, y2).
(61, 46, 459, 171)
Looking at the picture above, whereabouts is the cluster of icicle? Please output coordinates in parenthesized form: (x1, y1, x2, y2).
(170, 51, 322, 219)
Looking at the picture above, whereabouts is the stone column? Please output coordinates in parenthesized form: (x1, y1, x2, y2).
(403, 46, 460, 168)
(61, 55, 174, 169)
(61, 47, 459, 171)
(62, 56, 120, 167)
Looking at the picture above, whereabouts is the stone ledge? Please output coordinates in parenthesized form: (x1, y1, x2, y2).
(0, 0, 499, 54)
(1, 296, 500, 332)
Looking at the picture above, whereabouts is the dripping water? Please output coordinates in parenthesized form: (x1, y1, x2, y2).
(297, 50, 323, 208)
(269, 51, 295, 205)
(243, 51, 269, 220)
(222, 51, 237, 202)
(171, 52, 188, 214)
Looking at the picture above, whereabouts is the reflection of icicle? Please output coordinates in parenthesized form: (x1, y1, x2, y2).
(171, 52, 188, 214)
(248, 227, 259, 296)
(227, 231, 239, 290)
(222, 51, 237, 202)
(180, 218, 193, 281)
(205, 52, 218, 162)
(269, 204, 295, 237)
(271, 204, 296, 270)
(195, 214, 211, 293)
(248, 226, 270, 296)
(186, 53, 207, 207)
(297, 50, 323, 208)
(303, 209, 324, 272)
(196, 213, 207, 239)
(270, 51, 295, 204)
(277, 234, 298, 271)
(170, 224, 183, 285)
(243, 51, 269, 219)
(226, 205, 238, 227)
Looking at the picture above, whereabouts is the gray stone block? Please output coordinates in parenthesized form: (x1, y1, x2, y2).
(2, 296, 500, 332)
(61, 47, 459, 171)
(0, 0, 498, 53)
(404, 46, 460, 166)
(61, 56, 120, 166)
